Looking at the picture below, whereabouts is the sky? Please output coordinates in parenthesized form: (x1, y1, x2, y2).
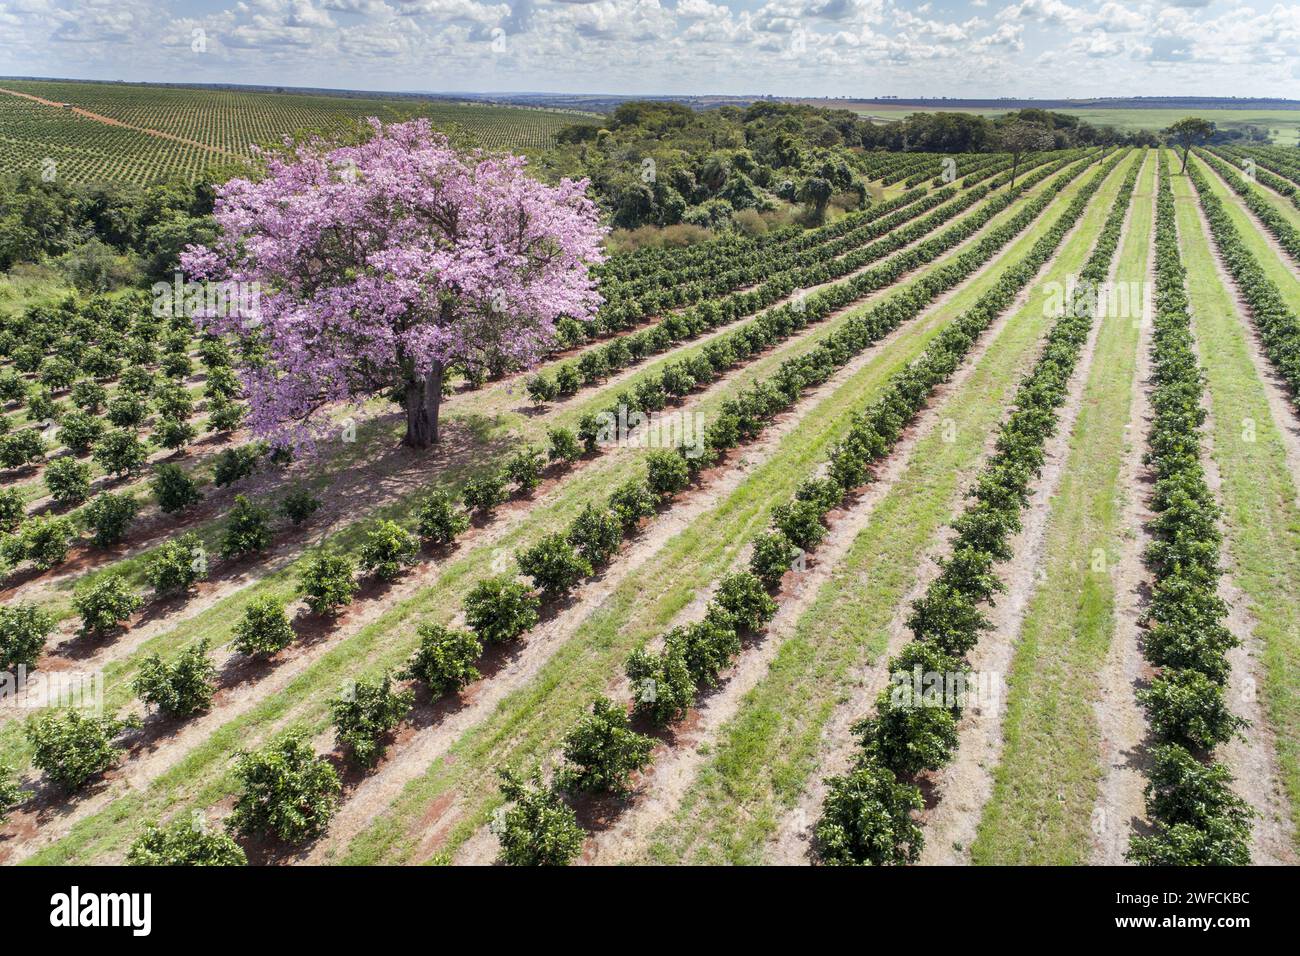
(0, 0, 1297, 98)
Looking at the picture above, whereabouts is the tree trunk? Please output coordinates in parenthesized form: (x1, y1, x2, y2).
(404, 361, 444, 448)
(1009, 154, 1020, 190)
(1180, 145, 1190, 174)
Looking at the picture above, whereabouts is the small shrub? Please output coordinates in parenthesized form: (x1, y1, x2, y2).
(82, 491, 139, 547)
(20, 513, 75, 570)
(155, 415, 198, 451)
(463, 575, 539, 643)
(0, 763, 31, 824)
(300, 551, 358, 615)
(106, 394, 149, 429)
(133, 639, 216, 717)
(26, 710, 139, 791)
(232, 595, 295, 656)
(772, 498, 827, 551)
(45, 456, 92, 505)
(815, 757, 924, 866)
(128, 817, 247, 867)
(414, 489, 470, 544)
(0, 429, 46, 469)
(626, 642, 696, 726)
(505, 445, 545, 494)
(526, 374, 558, 404)
(557, 697, 655, 795)
(330, 672, 414, 766)
(228, 732, 341, 843)
(93, 428, 149, 477)
(145, 532, 208, 595)
(1138, 669, 1249, 751)
(608, 478, 657, 532)
(213, 445, 261, 487)
(711, 571, 777, 631)
(219, 494, 272, 560)
(0, 602, 56, 672)
(278, 487, 321, 526)
(546, 426, 581, 465)
(151, 462, 203, 514)
(358, 519, 420, 581)
(495, 767, 584, 866)
(645, 449, 690, 499)
(749, 530, 800, 590)
(462, 472, 507, 516)
(401, 623, 483, 696)
(73, 574, 143, 637)
(516, 533, 592, 598)
(58, 412, 103, 457)
(567, 503, 623, 567)
(0, 487, 25, 532)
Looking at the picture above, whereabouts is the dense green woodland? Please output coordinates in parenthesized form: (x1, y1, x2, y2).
(0, 173, 215, 283)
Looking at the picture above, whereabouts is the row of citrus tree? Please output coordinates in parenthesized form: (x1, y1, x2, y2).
(1123, 153, 1254, 865)
(1197, 148, 1300, 265)
(1221, 146, 1300, 211)
(527, 152, 1082, 406)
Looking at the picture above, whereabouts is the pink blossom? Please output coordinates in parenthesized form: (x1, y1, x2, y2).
(181, 118, 606, 448)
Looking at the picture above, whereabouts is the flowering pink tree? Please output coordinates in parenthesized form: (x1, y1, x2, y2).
(181, 119, 605, 449)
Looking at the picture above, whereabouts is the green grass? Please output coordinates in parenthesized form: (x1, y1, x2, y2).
(1170, 162, 1300, 850)
(636, 150, 1141, 866)
(969, 151, 1156, 864)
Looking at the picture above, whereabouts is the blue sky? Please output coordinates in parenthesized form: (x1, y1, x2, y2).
(0, 0, 1297, 97)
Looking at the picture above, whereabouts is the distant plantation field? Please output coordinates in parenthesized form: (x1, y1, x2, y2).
(0, 79, 598, 185)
